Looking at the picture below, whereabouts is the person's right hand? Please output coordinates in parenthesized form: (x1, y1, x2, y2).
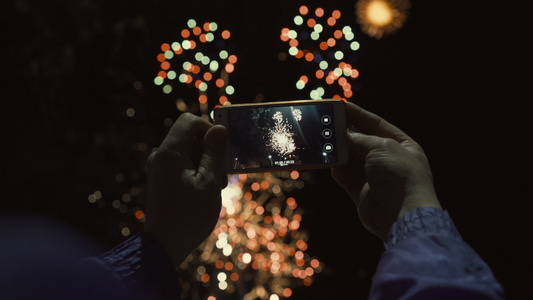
(332, 102, 441, 240)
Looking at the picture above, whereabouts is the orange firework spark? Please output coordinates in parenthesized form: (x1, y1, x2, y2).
(355, 0, 411, 39)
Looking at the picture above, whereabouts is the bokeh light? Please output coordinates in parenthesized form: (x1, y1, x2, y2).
(280, 5, 361, 101)
(154, 19, 237, 120)
(355, 0, 411, 39)
(177, 172, 322, 299)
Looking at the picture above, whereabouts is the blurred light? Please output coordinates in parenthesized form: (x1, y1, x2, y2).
(161, 61, 171, 70)
(126, 108, 135, 117)
(356, 0, 410, 39)
(242, 253, 252, 264)
(217, 272, 227, 281)
(164, 50, 174, 59)
(366, 0, 393, 26)
(350, 41, 360, 51)
(112, 200, 120, 209)
(283, 288, 292, 297)
(288, 47, 298, 56)
(288, 30, 298, 39)
(345, 31, 355, 40)
(121, 227, 130, 236)
(228, 55, 238, 64)
(209, 61, 219, 72)
(162, 85, 172, 94)
(154, 76, 164, 86)
(161, 43, 170, 52)
(219, 50, 229, 59)
(221, 30, 231, 39)
(193, 26, 202, 36)
(171, 42, 181, 51)
(167, 70, 177, 80)
(226, 85, 235, 95)
(315, 7, 325, 17)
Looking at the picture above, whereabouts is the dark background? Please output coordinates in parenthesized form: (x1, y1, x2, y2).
(2, 0, 532, 299)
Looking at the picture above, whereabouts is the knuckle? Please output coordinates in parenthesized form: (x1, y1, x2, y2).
(380, 138, 399, 149)
(178, 112, 196, 122)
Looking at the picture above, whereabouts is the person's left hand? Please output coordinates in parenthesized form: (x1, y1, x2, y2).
(144, 113, 228, 267)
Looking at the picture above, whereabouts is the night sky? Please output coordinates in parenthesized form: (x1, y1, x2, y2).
(3, 0, 532, 299)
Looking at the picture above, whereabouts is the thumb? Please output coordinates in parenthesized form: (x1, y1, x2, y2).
(199, 125, 228, 188)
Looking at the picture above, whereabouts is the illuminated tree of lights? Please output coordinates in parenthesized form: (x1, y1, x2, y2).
(280, 5, 361, 100)
(178, 172, 322, 300)
(153, 19, 237, 119)
(355, 0, 411, 39)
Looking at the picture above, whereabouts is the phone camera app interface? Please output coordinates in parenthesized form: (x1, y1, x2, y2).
(228, 103, 337, 170)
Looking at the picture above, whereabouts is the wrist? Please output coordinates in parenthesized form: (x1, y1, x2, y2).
(144, 227, 188, 268)
(398, 182, 441, 220)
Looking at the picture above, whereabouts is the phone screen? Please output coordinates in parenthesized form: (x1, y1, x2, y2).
(226, 102, 343, 171)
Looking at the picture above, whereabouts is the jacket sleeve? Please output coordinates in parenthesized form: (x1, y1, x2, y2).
(83, 233, 181, 300)
(369, 207, 505, 300)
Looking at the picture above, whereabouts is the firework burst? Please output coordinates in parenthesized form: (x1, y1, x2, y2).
(280, 5, 361, 100)
(292, 109, 302, 122)
(154, 19, 237, 119)
(355, 0, 411, 39)
(268, 112, 296, 157)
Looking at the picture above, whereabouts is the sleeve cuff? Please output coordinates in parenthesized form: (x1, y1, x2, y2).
(385, 207, 461, 250)
(99, 232, 181, 299)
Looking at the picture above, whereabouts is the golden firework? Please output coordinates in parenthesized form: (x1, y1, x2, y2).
(356, 0, 411, 39)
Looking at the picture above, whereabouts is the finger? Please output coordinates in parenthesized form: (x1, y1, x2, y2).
(160, 113, 212, 158)
(198, 125, 228, 188)
(345, 102, 413, 143)
(346, 131, 399, 160)
(331, 157, 366, 198)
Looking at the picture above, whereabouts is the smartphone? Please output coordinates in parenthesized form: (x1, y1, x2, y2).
(214, 99, 348, 173)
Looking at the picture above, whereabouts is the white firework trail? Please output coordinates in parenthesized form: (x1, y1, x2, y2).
(268, 112, 296, 156)
(273, 111, 283, 123)
(292, 109, 302, 122)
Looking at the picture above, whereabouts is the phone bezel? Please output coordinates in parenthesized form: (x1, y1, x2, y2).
(214, 99, 348, 173)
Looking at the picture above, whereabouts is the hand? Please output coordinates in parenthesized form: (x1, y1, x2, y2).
(332, 102, 441, 240)
(144, 113, 228, 266)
